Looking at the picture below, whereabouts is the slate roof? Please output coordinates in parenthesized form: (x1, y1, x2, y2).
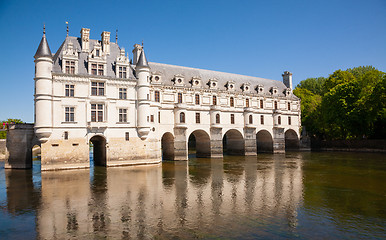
(34, 34, 52, 58)
(51, 35, 292, 96)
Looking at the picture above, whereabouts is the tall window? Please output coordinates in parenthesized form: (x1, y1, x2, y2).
(246, 98, 250, 107)
(231, 114, 235, 124)
(91, 82, 105, 96)
(96, 50, 100, 57)
(195, 94, 200, 105)
(65, 60, 75, 74)
(65, 84, 74, 97)
(249, 115, 253, 124)
(91, 63, 104, 75)
(278, 116, 281, 125)
(288, 102, 291, 110)
(119, 108, 127, 122)
(178, 93, 183, 103)
(216, 114, 220, 124)
(260, 99, 264, 109)
(64, 131, 69, 140)
(158, 112, 161, 123)
(230, 97, 234, 107)
(155, 91, 160, 102)
(195, 112, 200, 124)
(150, 115, 154, 122)
(119, 66, 127, 78)
(119, 88, 127, 99)
(180, 112, 185, 123)
(274, 101, 278, 110)
(65, 107, 75, 122)
(125, 132, 130, 141)
(288, 116, 291, 125)
(260, 115, 264, 125)
(213, 96, 217, 105)
(91, 104, 104, 122)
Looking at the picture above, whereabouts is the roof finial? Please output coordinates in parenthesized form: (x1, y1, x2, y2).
(115, 29, 118, 43)
(43, 23, 46, 35)
(141, 40, 143, 46)
(66, 21, 69, 36)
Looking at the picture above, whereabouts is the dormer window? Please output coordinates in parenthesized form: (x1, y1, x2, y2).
(284, 88, 291, 96)
(91, 63, 104, 76)
(65, 60, 75, 74)
(96, 49, 100, 57)
(226, 81, 235, 91)
(208, 78, 218, 89)
(256, 85, 264, 94)
(173, 74, 184, 86)
(191, 77, 201, 88)
(62, 42, 78, 74)
(118, 66, 127, 78)
(242, 83, 251, 92)
(270, 87, 278, 95)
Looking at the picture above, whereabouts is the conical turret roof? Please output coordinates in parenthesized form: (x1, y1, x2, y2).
(136, 49, 149, 68)
(34, 33, 52, 58)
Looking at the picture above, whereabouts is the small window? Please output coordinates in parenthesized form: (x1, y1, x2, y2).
(231, 114, 235, 124)
(246, 98, 249, 108)
(260, 115, 264, 125)
(91, 82, 104, 96)
(288, 116, 291, 125)
(249, 115, 253, 124)
(180, 112, 185, 123)
(178, 93, 183, 103)
(150, 115, 154, 122)
(216, 114, 220, 124)
(64, 131, 69, 140)
(65, 60, 75, 74)
(119, 66, 127, 78)
(278, 116, 281, 125)
(230, 97, 234, 107)
(155, 91, 160, 102)
(288, 102, 291, 110)
(213, 96, 217, 105)
(260, 99, 264, 109)
(119, 108, 127, 122)
(274, 101, 278, 110)
(125, 132, 129, 141)
(119, 88, 127, 99)
(65, 84, 74, 97)
(195, 94, 200, 105)
(195, 112, 200, 124)
(96, 49, 100, 57)
(158, 112, 161, 123)
(65, 107, 75, 122)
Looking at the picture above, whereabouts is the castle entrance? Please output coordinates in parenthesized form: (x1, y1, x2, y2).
(90, 135, 106, 166)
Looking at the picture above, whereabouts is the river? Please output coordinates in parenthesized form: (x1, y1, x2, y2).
(0, 152, 385, 239)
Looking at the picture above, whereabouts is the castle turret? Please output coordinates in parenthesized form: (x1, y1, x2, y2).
(34, 26, 53, 143)
(282, 71, 293, 89)
(135, 48, 151, 139)
(132, 44, 143, 65)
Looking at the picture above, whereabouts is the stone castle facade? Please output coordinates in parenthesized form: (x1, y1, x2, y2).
(34, 27, 301, 170)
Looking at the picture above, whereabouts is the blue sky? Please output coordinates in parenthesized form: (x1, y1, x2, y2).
(0, 0, 385, 122)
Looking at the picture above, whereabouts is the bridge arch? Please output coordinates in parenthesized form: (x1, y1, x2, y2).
(90, 135, 107, 166)
(188, 129, 211, 158)
(256, 130, 273, 153)
(161, 132, 174, 161)
(285, 129, 299, 150)
(223, 129, 245, 155)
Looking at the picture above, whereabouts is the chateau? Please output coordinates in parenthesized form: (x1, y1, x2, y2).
(34, 27, 301, 170)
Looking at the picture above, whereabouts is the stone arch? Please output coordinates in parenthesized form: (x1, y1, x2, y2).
(256, 130, 273, 153)
(90, 135, 107, 166)
(223, 129, 245, 155)
(188, 130, 211, 158)
(161, 132, 174, 161)
(285, 129, 299, 150)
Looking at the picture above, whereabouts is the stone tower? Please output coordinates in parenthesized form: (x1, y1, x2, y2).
(34, 26, 53, 143)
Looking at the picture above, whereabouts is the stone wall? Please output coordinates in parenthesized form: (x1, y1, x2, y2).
(0, 139, 6, 160)
(312, 139, 386, 152)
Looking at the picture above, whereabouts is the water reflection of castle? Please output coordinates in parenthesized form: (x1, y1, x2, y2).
(6, 155, 303, 238)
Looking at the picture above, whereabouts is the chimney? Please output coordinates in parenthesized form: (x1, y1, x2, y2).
(282, 71, 293, 89)
(132, 44, 143, 65)
(101, 31, 110, 54)
(80, 28, 90, 52)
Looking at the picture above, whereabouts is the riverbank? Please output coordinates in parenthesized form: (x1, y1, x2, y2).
(311, 139, 386, 153)
(0, 139, 5, 160)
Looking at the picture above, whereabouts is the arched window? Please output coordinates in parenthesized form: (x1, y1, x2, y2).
(230, 97, 234, 107)
(278, 116, 281, 125)
(260, 115, 264, 125)
(216, 113, 220, 124)
(180, 112, 185, 123)
(249, 115, 253, 124)
(213, 96, 217, 105)
(274, 101, 278, 110)
(288, 116, 291, 125)
(178, 93, 183, 103)
(155, 91, 160, 102)
(260, 99, 264, 108)
(246, 98, 250, 107)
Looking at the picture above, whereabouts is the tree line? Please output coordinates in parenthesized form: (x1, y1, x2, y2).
(0, 119, 24, 139)
(294, 66, 385, 140)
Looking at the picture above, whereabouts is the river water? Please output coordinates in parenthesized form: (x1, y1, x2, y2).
(0, 152, 385, 239)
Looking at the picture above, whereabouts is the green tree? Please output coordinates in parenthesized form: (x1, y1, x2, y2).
(0, 119, 24, 139)
(296, 77, 326, 95)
